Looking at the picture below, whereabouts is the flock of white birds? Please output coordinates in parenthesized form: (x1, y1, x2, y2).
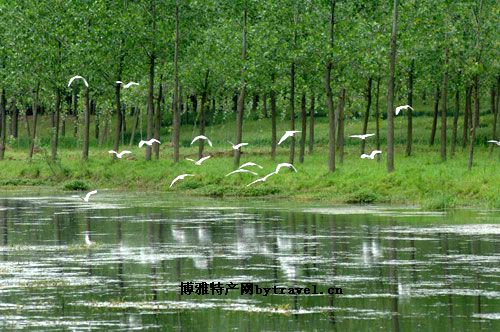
(170, 133, 299, 189)
(69, 76, 499, 206)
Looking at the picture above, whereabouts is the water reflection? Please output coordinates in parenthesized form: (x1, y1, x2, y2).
(0, 196, 498, 331)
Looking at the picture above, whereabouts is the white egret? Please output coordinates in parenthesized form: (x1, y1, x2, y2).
(85, 231, 94, 246)
(225, 169, 258, 177)
(81, 190, 97, 202)
(116, 81, 139, 89)
(228, 141, 248, 150)
(395, 104, 414, 115)
(186, 155, 211, 165)
(275, 163, 297, 174)
(361, 150, 382, 159)
(170, 174, 194, 188)
(239, 162, 263, 169)
(108, 150, 132, 159)
(139, 138, 161, 148)
(278, 130, 301, 145)
(191, 135, 213, 147)
(68, 75, 88, 88)
(247, 172, 275, 187)
(349, 133, 375, 140)
(487, 140, 500, 146)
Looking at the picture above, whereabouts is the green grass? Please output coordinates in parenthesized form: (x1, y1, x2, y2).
(1, 104, 499, 209)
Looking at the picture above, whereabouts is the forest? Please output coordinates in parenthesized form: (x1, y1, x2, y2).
(0, 0, 498, 208)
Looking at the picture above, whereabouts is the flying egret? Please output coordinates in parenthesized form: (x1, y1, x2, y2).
(186, 155, 211, 165)
(278, 130, 301, 145)
(191, 135, 213, 147)
(395, 104, 414, 115)
(246, 172, 275, 187)
(68, 75, 88, 88)
(116, 81, 139, 88)
(225, 169, 258, 177)
(487, 140, 500, 146)
(81, 190, 97, 202)
(239, 162, 263, 169)
(228, 141, 249, 150)
(139, 138, 161, 148)
(361, 150, 382, 159)
(170, 174, 194, 188)
(275, 163, 298, 174)
(108, 150, 132, 159)
(349, 133, 375, 140)
(85, 231, 94, 246)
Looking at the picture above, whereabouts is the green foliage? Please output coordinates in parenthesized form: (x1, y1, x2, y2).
(63, 179, 90, 191)
(422, 193, 457, 211)
(346, 189, 379, 204)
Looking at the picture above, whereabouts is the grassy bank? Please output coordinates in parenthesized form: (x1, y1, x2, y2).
(1, 108, 499, 209)
(1, 131, 499, 210)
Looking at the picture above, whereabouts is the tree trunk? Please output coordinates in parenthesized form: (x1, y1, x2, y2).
(113, 82, 122, 159)
(430, 86, 440, 146)
(82, 86, 90, 160)
(288, 62, 296, 164)
(337, 88, 346, 164)
(251, 93, 258, 118)
(51, 88, 61, 160)
(61, 101, 67, 138)
(361, 77, 372, 154)
(11, 105, 18, 139)
(386, 0, 399, 173)
(489, 84, 497, 156)
(299, 92, 306, 163)
(450, 88, 459, 157)
(232, 93, 238, 113)
(121, 105, 126, 145)
(474, 82, 480, 128)
(154, 76, 163, 159)
(375, 77, 381, 161)
(182, 87, 188, 125)
(50, 105, 55, 130)
(325, 0, 336, 173)
(198, 70, 209, 160)
(210, 97, 216, 124)
(270, 74, 277, 160)
(262, 93, 268, 118)
(190, 94, 197, 127)
(146, 54, 155, 161)
(129, 107, 139, 146)
(406, 59, 414, 156)
(462, 86, 471, 148)
(72, 89, 78, 139)
(468, 75, 480, 170)
(233, 3, 247, 168)
(94, 100, 99, 140)
(25, 108, 31, 140)
(308, 92, 315, 154)
(492, 76, 500, 145)
(172, 0, 181, 162)
(496, 76, 500, 150)
(0, 88, 6, 160)
(28, 85, 39, 161)
(440, 47, 449, 161)
(101, 114, 109, 146)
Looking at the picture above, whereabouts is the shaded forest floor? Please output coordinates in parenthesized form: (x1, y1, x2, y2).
(0, 111, 499, 210)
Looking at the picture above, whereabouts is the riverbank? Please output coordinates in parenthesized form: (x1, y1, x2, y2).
(0, 145, 498, 210)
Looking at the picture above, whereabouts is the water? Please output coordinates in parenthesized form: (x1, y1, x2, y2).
(0, 191, 499, 331)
